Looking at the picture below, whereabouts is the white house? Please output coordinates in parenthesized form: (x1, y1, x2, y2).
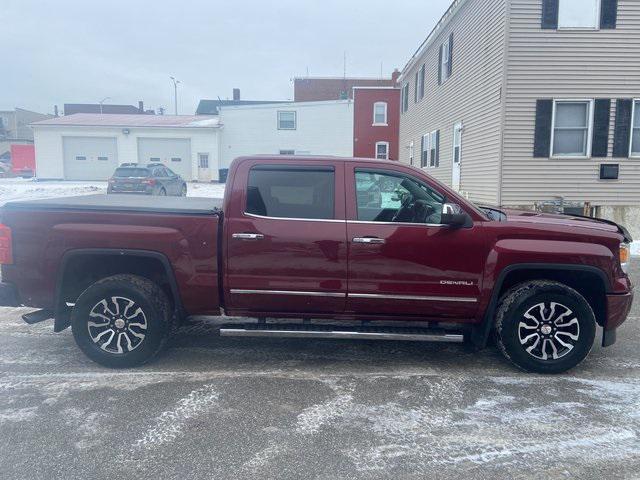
(31, 114, 221, 181)
(218, 100, 354, 168)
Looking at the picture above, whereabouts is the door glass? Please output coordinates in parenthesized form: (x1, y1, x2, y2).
(247, 167, 335, 220)
(355, 170, 445, 224)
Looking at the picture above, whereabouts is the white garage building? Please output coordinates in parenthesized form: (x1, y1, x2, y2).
(31, 114, 221, 181)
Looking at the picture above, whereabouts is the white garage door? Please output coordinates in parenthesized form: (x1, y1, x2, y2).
(137, 138, 192, 180)
(63, 137, 118, 180)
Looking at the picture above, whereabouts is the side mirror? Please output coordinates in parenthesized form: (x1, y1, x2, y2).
(441, 203, 470, 228)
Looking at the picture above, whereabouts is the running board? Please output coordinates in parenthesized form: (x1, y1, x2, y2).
(219, 324, 464, 343)
(22, 309, 53, 325)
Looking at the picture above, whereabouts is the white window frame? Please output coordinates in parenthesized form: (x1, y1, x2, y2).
(277, 111, 297, 130)
(441, 39, 451, 82)
(409, 141, 414, 165)
(429, 130, 438, 167)
(550, 99, 594, 159)
(373, 102, 388, 126)
(453, 122, 462, 164)
(557, 0, 601, 30)
(629, 99, 640, 158)
(421, 134, 429, 168)
(375, 141, 389, 160)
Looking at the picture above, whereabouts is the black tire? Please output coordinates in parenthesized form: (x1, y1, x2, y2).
(158, 188, 167, 196)
(495, 280, 596, 374)
(71, 274, 172, 368)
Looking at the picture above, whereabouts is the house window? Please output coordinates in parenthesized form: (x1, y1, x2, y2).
(278, 111, 296, 130)
(441, 41, 450, 81)
(418, 64, 425, 100)
(75, 156, 87, 161)
(401, 84, 409, 113)
(279, 150, 295, 155)
(429, 130, 439, 167)
(373, 102, 388, 125)
(97, 156, 108, 161)
(421, 134, 429, 167)
(558, 0, 600, 29)
(630, 100, 640, 157)
(552, 100, 593, 157)
(375, 142, 389, 160)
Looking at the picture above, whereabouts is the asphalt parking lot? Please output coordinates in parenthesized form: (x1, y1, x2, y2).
(0, 265, 638, 480)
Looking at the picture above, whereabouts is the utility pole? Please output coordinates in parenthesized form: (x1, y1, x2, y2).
(98, 97, 111, 114)
(170, 76, 181, 115)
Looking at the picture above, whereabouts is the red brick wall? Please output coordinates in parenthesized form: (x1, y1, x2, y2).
(353, 88, 400, 160)
(294, 78, 396, 102)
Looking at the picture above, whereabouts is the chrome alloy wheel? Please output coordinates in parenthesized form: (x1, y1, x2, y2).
(518, 302, 580, 361)
(87, 296, 148, 354)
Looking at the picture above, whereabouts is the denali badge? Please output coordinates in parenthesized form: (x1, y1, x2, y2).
(440, 280, 475, 286)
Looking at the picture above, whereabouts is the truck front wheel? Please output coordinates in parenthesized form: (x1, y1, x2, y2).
(71, 274, 172, 368)
(495, 280, 596, 374)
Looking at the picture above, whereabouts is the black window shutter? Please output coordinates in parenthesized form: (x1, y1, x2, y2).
(448, 33, 454, 77)
(438, 45, 443, 85)
(600, 0, 618, 29)
(435, 130, 440, 167)
(533, 99, 553, 157)
(613, 99, 633, 157)
(541, 0, 559, 29)
(414, 72, 419, 103)
(592, 99, 611, 158)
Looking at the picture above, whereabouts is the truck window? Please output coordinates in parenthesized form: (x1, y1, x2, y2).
(355, 170, 445, 224)
(246, 166, 335, 220)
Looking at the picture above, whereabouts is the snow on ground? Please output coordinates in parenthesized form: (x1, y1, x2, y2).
(632, 241, 640, 257)
(0, 178, 225, 206)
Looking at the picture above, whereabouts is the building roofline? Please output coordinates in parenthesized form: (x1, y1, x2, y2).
(218, 99, 352, 111)
(293, 76, 394, 81)
(399, 0, 467, 81)
(30, 123, 220, 130)
(352, 86, 399, 91)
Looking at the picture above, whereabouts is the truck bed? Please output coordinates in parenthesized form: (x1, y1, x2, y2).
(3, 194, 223, 216)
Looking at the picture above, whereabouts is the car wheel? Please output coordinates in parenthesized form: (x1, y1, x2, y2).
(71, 274, 173, 368)
(158, 188, 167, 196)
(495, 280, 596, 374)
(180, 184, 187, 196)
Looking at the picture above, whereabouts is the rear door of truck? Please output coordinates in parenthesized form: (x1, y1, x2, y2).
(224, 158, 347, 314)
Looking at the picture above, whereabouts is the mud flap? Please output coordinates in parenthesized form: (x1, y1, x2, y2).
(602, 328, 617, 348)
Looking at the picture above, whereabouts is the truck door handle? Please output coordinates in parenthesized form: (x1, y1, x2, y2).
(232, 233, 265, 240)
(352, 237, 385, 244)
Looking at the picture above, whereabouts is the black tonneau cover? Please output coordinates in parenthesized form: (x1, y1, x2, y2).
(3, 194, 223, 216)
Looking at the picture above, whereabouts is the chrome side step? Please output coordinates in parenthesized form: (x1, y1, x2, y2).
(219, 326, 464, 343)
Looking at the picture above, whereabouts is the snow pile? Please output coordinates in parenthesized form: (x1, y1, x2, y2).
(0, 178, 226, 205)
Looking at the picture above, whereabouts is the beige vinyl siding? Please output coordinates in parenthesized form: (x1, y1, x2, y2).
(399, 0, 507, 205)
(502, 0, 640, 207)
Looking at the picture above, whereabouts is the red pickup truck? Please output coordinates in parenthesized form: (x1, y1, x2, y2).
(0, 156, 634, 373)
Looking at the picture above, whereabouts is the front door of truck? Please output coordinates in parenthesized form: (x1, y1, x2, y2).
(225, 160, 347, 315)
(345, 165, 485, 321)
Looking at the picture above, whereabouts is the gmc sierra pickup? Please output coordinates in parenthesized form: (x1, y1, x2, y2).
(0, 156, 634, 373)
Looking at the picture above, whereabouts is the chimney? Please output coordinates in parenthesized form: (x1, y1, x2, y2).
(391, 69, 401, 85)
(233, 88, 241, 101)
(138, 101, 144, 113)
(54, 105, 59, 117)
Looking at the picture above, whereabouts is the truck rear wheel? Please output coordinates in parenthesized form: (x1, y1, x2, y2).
(495, 280, 596, 374)
(71, 274, 172, 368)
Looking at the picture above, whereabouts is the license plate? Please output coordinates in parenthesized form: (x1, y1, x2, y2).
(123, 183, 134, 188)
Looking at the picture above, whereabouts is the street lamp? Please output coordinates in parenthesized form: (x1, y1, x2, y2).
(98, 97, 111, 114)
(170, 76, 181, 115)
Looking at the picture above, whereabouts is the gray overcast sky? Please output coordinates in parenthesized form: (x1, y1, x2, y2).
(2, 0, 451, 115)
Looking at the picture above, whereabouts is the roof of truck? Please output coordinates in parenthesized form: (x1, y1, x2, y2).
(3, 194, 223, 215)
